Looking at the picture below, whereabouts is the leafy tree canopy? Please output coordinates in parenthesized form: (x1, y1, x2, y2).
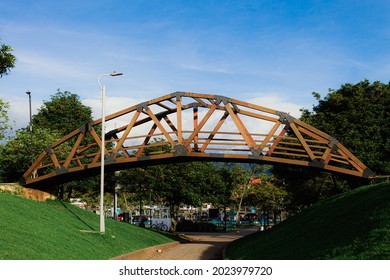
(300, 79, 389, 175)
(0, 127, 63, 182)
(0, 90, 95, 197)
(245, 174, 289, 211)
(30, 90, 95, 200)
(0, 98, 13, 141)
(0, 39, 16, 77)
(274, 80, 389, 211)
(33, 89, 93, 136)
(118, 161, 221, 231)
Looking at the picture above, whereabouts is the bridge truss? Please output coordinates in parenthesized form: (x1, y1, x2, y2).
(21, 92, 375, 187)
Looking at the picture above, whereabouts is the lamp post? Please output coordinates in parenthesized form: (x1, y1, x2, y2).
(114, 171, 121, 221)
(98, 71, 123, 234)
(26, 91, 33, 165)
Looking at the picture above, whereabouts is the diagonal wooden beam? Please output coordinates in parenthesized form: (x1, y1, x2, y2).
(290, 122, 316, 160)
(337, 148, 364, 172)
(164, 115, 178, 133)
(294, 118, 330, 140)
(259, 121, 281, 151)
(135, 122, 159, 157)
(322, 147, 332, 164)
(193, 106, 199, 151)
(229, 97, 278, 115)
(157, 102, 174, 111)
(112, 110, 141, 156)
(176, 96, 183, 144)
(21, 151, 48, 180)
(49, 150, 61, 169)
(297, 126, 328, 143)
(184, 103, 218, 150)
(239, 109, 279, 123)
(143, 106, 175, 147)
(111, 135, 131, 158)
(89, 126, 106, 164)
(49, 129, 81, 150)
(193, 97, 208, 108)
(267, 127, 287, 156)
(336, 143, 367, 171)
(63, 132, 85, 168)
(224, 103, 257, 150)
(200, 112, 229, 152)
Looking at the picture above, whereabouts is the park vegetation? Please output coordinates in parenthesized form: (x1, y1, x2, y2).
(0, 191, 178, 259)
(226, 181, 390, 260)
(0, 38, 15, 78)
(273, 80, 389, 211)
(0, 44, 388, 231)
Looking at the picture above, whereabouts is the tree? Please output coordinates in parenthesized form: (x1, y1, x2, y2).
(222, 164, 274, 226)
(118, 161, 220, 232)
(6, 90, 97, 199)
(274, 80, 389, 211)
(33, 89, 93, 135)
(0, 98, 13, 141)
(213, 164, 289, 227)
(0, 39, 16, 77)
(32, 90, 95, 200)
(119, 166, 163, 211)
(247, 174, 289, 212)
(116, 154, 223, 231)
(155, 161, 220, 231)
(227, 165, 253, 226)
(0, 127, 63, 182)
(272, 166, 354, 212)
(300, 80, 389, 176)
(207, 164, 234, 209)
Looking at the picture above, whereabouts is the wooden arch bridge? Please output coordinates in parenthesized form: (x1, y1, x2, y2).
(21, 92, 375, 187)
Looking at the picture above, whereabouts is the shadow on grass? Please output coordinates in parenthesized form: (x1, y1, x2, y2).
(56, 200, 96, 231)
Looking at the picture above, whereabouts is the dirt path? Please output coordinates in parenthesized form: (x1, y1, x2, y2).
(146, 227, 258, 260)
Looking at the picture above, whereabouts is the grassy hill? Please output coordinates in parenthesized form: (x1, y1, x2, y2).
(225, 182, 390, 260)
(0, 192, 177, 260)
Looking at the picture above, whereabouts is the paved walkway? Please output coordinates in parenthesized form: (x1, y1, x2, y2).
(133, 227, 258, 260)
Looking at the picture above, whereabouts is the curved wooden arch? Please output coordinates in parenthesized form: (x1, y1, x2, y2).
(21, 92, 375, 187)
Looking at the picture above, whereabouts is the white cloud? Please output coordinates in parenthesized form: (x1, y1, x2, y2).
(83, 96, 146, 132)
(248, 95, 302, 119)
(4, 96, 40, 129)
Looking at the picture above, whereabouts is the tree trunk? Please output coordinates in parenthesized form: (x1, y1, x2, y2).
(122, 192, 129, 211)
(66, 185, 73, 201)
(235, 184, 248, 228)
(170, 205, 178, 232)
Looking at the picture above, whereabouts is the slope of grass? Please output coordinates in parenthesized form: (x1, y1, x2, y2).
(0, 193, 177, 260)
(226, 182, 390, 260)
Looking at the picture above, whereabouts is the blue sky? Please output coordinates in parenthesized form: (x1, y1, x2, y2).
(1, 0, 389, 131)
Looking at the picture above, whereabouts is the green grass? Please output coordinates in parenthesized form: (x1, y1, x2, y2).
(0, 193, 178, 260)
(225, 182, 390, 260)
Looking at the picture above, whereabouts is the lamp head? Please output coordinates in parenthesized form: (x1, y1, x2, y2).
(110, 72, 123, 77)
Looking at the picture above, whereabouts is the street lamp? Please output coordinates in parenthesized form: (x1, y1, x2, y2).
(98, 71, 123, 234)
(114, 171, 121, 221)
(26, 91, 33, 165)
